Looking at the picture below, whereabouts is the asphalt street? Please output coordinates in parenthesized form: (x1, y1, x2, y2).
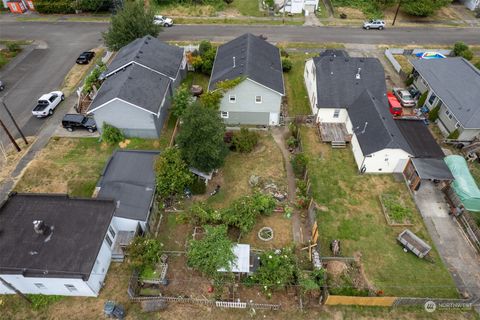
(0, 20, 479, 146)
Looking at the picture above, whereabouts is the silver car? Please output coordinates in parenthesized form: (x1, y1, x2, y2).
(363, 19, 385, 30)
(393, 88, 416, 108)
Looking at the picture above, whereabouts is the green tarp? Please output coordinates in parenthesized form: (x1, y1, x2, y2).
(445, 155, 480, 212)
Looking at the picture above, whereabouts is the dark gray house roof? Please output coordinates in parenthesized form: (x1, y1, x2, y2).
(0, 194, 115, 279)
(87, 63, 171, 114)
(395, 119, 444, 158)
(106, 35, 184, 80)
(208, 33, 284, 95)
(348, 90, 412, 155)
(97, 150, 159, 222)
(313, 51, 386, 109)
(411, 58, 480, 129)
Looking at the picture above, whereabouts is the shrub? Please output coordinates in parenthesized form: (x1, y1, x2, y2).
(6, 42, 20, 53)
(155, 147, 194, 198)
(101, 123, 124, 145)
(459, 49, 473, 61)
(35, 0, 75, 14)
(27, 295, 63, 310)
(247, 247, 298, 297)
(265, 0, 274, 8)
(282, 57, 293, 72)
(417, 91, 428, 108)
(199, 40, 213, 57)
(453, 42, 469, 56)
(127, 237, 163, 272)
(280, 48, 289, 58)
(291, 153, 308, 177)
(190, 177, 207, 195)
(475, 61, 480, 70)
(404, 76, 414, 87)
(448, 129, 460, 140)
(286, 136, 298, 148)
(339, 13, 347, 19)
(187, 225, 234, 276)
(224, 0, 234, 3)
(82, 63, 106, 94)
(232, 128, 259, 153)
(428, 104, 440, 121)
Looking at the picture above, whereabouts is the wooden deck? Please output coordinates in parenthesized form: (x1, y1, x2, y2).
(318, 122, 352, 144)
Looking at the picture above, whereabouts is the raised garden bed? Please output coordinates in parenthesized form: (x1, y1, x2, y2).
(379, 193, 414, 226)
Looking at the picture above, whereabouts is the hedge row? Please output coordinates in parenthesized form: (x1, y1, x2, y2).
(35, 0, 75, 14)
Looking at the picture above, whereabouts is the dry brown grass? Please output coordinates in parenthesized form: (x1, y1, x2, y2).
(336, 7, 365, 19)
(62, 47, 105, 96)
(0, 137, 34, 185)
(242, 212, 294, 250)
(159, 4, 217, 17)
(206, 133, 287, 209)
(392, 55, 413, 74)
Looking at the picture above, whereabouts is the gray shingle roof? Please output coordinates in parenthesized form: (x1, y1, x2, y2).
(87, 63, 171, 114)
(106, 36, 184, 79)
(208, 33, 284, 95)
(411, 58, 480, 129)
(395, 119, 444, 158)
(313, 51, 386, 109)
(348, 90, 412, 155)
(97, 150, 159, 221)
(0, 194, 115, 279)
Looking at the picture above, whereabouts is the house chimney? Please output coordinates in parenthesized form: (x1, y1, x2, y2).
(33, 220, 49, 235)
(233, 56, 236, 68)
(355, 68, 362, 80)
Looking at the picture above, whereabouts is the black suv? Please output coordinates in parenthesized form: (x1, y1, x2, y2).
(76, 51, 95, 64)
(62, 114, 97, 133)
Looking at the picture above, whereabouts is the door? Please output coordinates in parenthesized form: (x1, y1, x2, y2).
(269, 112, 279, 126)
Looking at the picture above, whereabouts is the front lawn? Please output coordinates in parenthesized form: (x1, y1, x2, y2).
(300, 127, 458, 298)
(230, 0, 262, 17)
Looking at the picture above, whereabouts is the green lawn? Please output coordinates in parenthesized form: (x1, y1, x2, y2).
(230, 0, 262, 17)
(300, 127, 458, 298)
(284, 53, 313, 116)
(173, 16, 304, 25)
(184, 71, 210, 90)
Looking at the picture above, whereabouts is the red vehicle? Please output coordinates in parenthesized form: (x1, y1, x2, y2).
(387, 92, 403, 116)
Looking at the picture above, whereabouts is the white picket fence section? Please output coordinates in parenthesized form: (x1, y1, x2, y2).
(216, 301, 247, 309)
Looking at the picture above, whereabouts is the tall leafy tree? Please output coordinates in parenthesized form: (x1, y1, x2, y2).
(171, 84, 193, 118)
(401, 0, 451, 17)
(176, 105, 228, 172)
(103, 1, 161, 51)
(155, 147, 193, 198)
(187, 225, 235, 276)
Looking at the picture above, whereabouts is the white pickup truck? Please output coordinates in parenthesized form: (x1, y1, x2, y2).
(32, 91, 64, 118)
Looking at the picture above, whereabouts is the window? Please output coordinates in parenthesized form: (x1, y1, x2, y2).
(448, 114, 453, 120)
(445, 109, 450, 116)
(108, 226, 116, 239)
(428, 93, 437, 105)
(455, 122, 460, 129)
(105, 234, 113, 247)
(221, 111, 229, 119)
(49, 95, 57, 102)
(255, 96, 262, 103)
(229, 95, 236, 103)
(34, 283, 46, 290)
(333, 109, 340, 118)
(65, 284, 78, 292)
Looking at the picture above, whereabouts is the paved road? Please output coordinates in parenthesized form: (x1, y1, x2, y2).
(0, 21, 104, 145)
(0, 20, 478, 142)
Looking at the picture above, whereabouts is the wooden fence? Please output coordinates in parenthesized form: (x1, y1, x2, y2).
(325, 295, 396, 307)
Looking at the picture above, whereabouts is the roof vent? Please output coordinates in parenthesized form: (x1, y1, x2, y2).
(355, 68, 362, 80)
(33, 220, 54, 242)
(136, 55, 140, 59)
(147, 36, 152, 40)
(139, 50, 143, 54)
(233, 56, 236, 68)
(330, 57, 334, 62)
(345, 57, 349, 62)
(360, 58, 364, 62)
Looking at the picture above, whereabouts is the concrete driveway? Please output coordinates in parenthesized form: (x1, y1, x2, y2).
(414, 181, 480, 301)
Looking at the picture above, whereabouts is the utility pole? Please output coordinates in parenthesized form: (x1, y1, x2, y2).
(1, 101, 28, 145)
(0, 276, 32, 304)
(0, 117, 20, 152)
(392, 0, 402, 26)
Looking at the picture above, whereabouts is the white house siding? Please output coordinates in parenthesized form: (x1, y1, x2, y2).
(112, 216, 144, 233)
(362, 149, 411, 173)
(437, 104, 458, 134)
(0, 275, 96, 296)
(304, 59, 317, 115)
(413, 76, 429, 95)
(461, 0, 480, 10)
(86, 238, 114, 295)
(316, 108, 348, 123)
(91, 99, 159, 138)
(219, 79, 282, 126)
